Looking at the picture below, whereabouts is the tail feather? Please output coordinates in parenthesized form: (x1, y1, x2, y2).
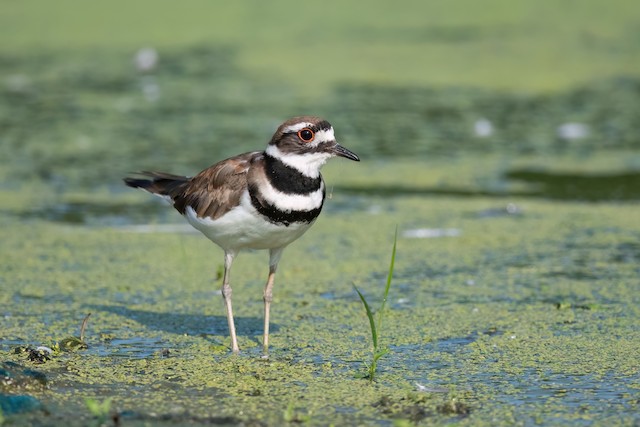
(124, 171, 190, 201)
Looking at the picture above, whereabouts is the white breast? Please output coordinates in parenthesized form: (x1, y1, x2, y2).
(184, 191, 314, 251)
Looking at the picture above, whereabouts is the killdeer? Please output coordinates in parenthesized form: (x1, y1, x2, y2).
(124, 116, 359, 354)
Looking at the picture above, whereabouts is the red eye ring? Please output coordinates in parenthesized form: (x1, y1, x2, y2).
(297, 128, 315, 142)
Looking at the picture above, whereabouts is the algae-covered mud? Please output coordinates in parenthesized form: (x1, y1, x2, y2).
(2, 1, 640, 425)
(2, 158, 640, 425)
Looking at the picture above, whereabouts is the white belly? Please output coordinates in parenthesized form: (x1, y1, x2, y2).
(184, 191, 314, 251)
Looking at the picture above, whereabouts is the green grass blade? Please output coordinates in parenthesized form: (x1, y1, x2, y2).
(376, 227, 398, 335)
(354, 227, 398, 382)
(353, 284, 378, 349)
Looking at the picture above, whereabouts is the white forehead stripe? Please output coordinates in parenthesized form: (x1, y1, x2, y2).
(283, 122, 314, 133)
(283, 124, 335, 145)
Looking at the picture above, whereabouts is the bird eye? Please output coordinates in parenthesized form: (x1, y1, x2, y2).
(297, 128, 315, 142)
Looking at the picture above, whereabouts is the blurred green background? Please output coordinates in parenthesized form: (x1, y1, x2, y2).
(2, 0, 640, 192)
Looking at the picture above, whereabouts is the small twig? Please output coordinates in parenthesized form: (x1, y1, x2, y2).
(80, 313, 92, 342)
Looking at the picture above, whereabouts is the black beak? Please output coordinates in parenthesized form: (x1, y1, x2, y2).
(332, 143, 360, 161)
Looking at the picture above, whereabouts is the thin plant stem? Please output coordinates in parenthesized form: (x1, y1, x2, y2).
(376, 226, 397, 342)
(353, 228, 398, 382)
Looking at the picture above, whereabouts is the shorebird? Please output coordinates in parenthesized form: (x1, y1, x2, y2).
(124, 116, 359, 353)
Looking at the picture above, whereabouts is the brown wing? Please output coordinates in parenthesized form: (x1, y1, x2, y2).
(173, 151, 260, 220)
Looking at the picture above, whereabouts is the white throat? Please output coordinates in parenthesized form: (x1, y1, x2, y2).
(265, 145, 331, 178)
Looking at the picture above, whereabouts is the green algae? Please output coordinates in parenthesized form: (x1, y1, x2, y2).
(1, 159, 639, 425)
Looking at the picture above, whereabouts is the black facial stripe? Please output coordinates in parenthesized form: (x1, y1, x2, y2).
(264, 154, 323, 194)
(315, 120, 332, 132)
(249, 184, 324, 226)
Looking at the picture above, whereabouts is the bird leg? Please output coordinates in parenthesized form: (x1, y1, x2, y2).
(263, 248, 284, 355)
(221, 251, 239, 353)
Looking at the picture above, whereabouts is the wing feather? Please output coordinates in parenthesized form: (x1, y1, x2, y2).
(174, 151, 260, 219)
